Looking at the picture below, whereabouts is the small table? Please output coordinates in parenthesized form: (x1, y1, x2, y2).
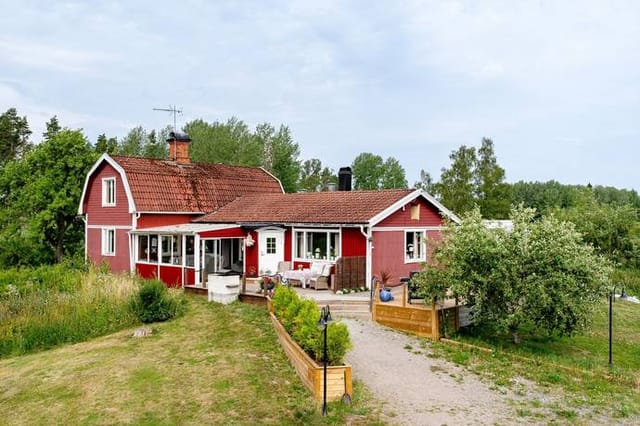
(283, 269, 312, 288)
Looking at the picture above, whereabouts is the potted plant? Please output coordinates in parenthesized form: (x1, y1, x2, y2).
(378, 270, 394, 302)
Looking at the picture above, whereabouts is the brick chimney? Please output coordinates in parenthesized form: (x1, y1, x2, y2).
(167, 131, 191, 164)
(338, 167, 352, 191)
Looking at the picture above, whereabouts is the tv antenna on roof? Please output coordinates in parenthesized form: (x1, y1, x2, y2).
(152, 105, 183, 132)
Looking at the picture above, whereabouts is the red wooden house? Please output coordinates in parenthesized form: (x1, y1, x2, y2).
(79, 133, 460, 289)
(193, 189, 460, 288)
(78, 132, 283, 285)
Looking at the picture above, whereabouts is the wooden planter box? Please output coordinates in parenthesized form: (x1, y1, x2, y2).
(269, 312, 352, 402)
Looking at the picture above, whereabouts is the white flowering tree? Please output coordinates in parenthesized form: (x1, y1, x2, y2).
(414, 207, 611, 343)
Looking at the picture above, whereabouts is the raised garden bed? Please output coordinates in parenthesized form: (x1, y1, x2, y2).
(269, 310, 352, 402)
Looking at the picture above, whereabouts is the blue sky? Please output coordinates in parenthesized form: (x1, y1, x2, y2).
(1, 1, 639, 190)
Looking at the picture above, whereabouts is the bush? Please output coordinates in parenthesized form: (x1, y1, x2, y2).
(315, 322, 352, 365)
(271, 286, 351, 365)
(130, 279, 185, 323)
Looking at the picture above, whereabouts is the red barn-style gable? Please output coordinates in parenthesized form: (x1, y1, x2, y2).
(78, 151, 283, 274)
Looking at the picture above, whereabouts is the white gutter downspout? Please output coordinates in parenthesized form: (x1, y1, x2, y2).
(360, 225, 373, 289)
(82, 215, 88, 264)
(194, 234, 201, 288)
(129, 212, 141, 274)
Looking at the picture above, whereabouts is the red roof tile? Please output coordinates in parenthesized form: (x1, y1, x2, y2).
(195, 189, 415, 224)
(112, 156, 283, 212)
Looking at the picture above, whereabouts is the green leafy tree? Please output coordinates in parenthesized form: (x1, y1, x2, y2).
(381, 157, 408, 189)
(43, 116, 61, 141)
(415, 207, 610, 343)
(0, 108, 32, 168)
(352, 153, 407, 190)
(118, 126, 146, 156)
(510, 181, 583, 214)
(142, 129, 168, 159)
(299, 159, 336, 192)
(435, 145, 477, 215)
(352, 153, 384, 190)
(553, 191, 639, 267)
(256, 124, 301, 193)
(186, 118, 301, 192)
(0, 129, 97, 264)
(474, 138, 512, 218)
(94, 133, 118, 155)
(592, 185, 640, 208)
(186, 117, 262, 166)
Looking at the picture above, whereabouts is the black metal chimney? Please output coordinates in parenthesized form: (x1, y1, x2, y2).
(338, 167, 352, 191)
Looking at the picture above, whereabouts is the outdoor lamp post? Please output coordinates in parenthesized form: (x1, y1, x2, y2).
(318, 305, 332, 416)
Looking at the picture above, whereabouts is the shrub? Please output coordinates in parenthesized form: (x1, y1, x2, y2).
(271, 285, 298, 331)
(292, 300, 320, 354)
(314, 322, 352, 365)
(130, 279, 185, 323)
(271, 286, 351, 366)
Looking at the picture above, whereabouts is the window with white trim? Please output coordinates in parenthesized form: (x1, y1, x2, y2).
(405, 231, 425, 262)
(160, 235, 182, 265)
(294, 229, 340, 261)
(102, 228, 116, 256)
(102, 177, 116, 207)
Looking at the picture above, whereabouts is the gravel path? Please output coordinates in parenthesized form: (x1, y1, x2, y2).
(343, 318, 548, 426)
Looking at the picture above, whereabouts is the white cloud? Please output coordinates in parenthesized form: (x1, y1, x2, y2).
(0, 39, 118, 74)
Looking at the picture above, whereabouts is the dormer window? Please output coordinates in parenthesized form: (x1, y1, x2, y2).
(102, 177, 116, 207)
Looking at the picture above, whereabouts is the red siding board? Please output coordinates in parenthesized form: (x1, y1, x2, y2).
(284, 229, 292, 262)
(245, 230, 259, 277)
(199, 227, 245, 238)
(138, 214, 199, 229)
(376, 198, 444, 227)
(159, 265, 183, 287)
(137, 263, 158, 280)
(84, 163, 131, 226)
(87, 228, 130, 273)
(341, 228, 366, 257)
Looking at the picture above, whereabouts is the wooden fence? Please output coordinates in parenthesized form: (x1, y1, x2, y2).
(334, 256, 366, 291)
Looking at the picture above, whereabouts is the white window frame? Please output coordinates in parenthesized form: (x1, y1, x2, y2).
(101, 228, 116, 256)
(293, 228, 341, 261)
(102, 177, 116, 207)
(404, 230, 426, 263)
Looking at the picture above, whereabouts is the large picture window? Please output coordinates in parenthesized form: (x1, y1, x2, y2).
(102, 177, 116, 207)
(294, 229, 340, 261)
(405, 231, 426, 263)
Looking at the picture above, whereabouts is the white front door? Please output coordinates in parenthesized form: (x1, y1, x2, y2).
(258, 228, 285, 275)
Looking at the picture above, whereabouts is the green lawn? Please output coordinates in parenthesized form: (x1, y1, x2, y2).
(431, 298, 640, 422)
(0, 295, 381, 425)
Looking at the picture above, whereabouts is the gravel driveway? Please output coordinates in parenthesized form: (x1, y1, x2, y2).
(343, 318, 547, 426)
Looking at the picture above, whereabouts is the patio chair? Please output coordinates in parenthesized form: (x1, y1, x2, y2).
(309, 263, 331, 290)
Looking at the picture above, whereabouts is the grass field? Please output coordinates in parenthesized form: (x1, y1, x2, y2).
(430, 297, 640, 422)
(0, 295, 381, 425)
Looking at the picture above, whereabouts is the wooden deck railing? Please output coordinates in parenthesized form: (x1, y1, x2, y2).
(372, 283, 460, 340)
